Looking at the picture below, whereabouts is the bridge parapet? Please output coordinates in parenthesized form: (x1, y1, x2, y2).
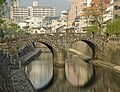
(63, 33, 104, 51)
(28, 33, 105, 58)
(109, 37, 120, 42)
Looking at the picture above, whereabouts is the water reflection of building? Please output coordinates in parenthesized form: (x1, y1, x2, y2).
(65, 59, 93, 87)
(27, 60, 53, 89)
(10, 0, 55, 22)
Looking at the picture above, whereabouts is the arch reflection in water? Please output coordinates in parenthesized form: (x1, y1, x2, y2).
(65, 58, 93, 87)
(25, 59, 53, 90)
(72, 41, 93, 58)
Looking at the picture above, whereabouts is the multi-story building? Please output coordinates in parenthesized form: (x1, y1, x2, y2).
(69, 0, 114, 32)
(68, 0, 92, 32)
(68, 0, 120, 33)
(113, 0, 120, 18)
(68, 0, 83, 26)
(10, 0, 55, 22)
(104, 0, 114, 22)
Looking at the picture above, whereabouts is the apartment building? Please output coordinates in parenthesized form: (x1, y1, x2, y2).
(68, 0, 93, 32)
(68, 0, 83, 26)
(113, 0, 120, 18)
(10, 0, 55, 22)
(69, 0, 114, 32)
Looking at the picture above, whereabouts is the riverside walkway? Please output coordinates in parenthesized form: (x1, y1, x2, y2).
(90, 60, 120, 74)
(68, 48, 120, 74)
(68, 48, 92, 62)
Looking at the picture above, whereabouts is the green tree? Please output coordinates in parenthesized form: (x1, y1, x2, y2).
(82, 0, 106, 35)
(7, 22, 20, 37)
(0, 0, 3, 5)
(0, 18, 5, 38)
(0, 18, 4, 26)
(87, 24, 98, 36)
(107, 18, 120, 36)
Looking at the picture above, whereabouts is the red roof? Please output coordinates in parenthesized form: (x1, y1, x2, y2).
(91, 0, 110, 5)
(104, 0, 110, 5)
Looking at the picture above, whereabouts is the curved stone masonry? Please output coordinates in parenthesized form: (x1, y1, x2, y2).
(16, 34, 120, 67)
(0, 49, 19, 92)
(0, 42, 38, 92)
(33, 35, 58, 51)
(19, 48, 42, 66)
(0, 34, 119, 92)
(24, 34, 106, 66)
(17, 41, 35, 58)
(16, 41, 42, 66)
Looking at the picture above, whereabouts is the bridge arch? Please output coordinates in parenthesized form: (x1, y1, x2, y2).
(67, 37, 102, 59)
(32, 38, 58, 61)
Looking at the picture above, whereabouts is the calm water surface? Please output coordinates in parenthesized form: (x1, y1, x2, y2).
(25, 44, 120, 92)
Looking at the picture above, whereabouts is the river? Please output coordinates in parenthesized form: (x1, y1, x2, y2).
(25, 43, 120, 92)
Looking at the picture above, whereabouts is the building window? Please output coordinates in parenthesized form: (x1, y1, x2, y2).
(75, 6, 77, 16)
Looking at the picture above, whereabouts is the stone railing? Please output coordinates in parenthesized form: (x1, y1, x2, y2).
(109, 37, 120, 42)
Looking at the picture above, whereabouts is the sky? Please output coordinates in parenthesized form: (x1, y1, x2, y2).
(19, 0, 71, 16)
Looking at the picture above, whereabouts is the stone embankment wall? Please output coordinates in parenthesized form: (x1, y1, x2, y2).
(17, 42, 41, 65)
(0, 49, 19, 92)
(89, 42, 120, 92)
(0, 42, 40, 92)
(96, 42, 120, 65)
(16, 41, 35, 58)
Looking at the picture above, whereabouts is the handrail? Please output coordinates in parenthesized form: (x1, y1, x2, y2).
(109, 37, 120, 42)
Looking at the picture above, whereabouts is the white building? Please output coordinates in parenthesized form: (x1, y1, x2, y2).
(23, 16, 46, 34)
(78, 0, 114, 33)
(25, 17, 45, 29)
(104, 4, 114, 22)
(10, 0, 55, 22)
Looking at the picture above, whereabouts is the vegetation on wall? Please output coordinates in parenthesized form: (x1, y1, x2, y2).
(0, 0, 25, 43)
(83, 0, 106, 35)
(86, 24, 98, 36)
(106, 18, 120, 36)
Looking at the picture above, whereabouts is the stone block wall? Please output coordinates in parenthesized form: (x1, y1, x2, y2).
(96, 42, 120, 65)
(0, 45, 37, 92)
(17, 41, 35, 58)
(0, 49, 19, 92)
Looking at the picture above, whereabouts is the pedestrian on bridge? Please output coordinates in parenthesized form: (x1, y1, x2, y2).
(92, 31, 95, 37)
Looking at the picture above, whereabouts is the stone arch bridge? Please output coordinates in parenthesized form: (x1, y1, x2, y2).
(0, 33, 119, 92)
(29, 33, 104, 64)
